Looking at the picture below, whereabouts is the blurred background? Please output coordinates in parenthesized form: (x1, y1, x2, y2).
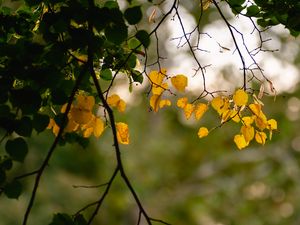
(1, 0, 300, 225)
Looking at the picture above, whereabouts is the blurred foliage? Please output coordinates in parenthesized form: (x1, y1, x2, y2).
(0, 0, 300, 225)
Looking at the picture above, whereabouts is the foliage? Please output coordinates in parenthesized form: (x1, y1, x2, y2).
(0, 0, 297, 224)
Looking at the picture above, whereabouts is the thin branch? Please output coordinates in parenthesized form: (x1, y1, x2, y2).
(22, 64, 87, 225)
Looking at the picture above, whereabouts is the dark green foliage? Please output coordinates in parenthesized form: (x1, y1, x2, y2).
(124, 6, 142, 25)
(3, 180, 22, 199)
(5, 137, 28, 162)
(100, 68, 113, 80)
(135, 30, 150, 48)
(33, 113, 50, 133)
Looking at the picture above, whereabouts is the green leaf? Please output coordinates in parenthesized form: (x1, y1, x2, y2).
(49, 213, 74, 225)
(128, 37, 142, 50)
(100, 68, 113, 80)
(104, 1, 119, 9)
(105, 23, 128, 45)
(5, 138, 28, 162)
(15, 116, 33, 137)
(1, 158, 13, 171)
(135, 30, 150, 48)
(3, 180, 23, 199)
(124, 6, 142, 25)
(131, 70, 143, 84)
(246, 5, 260, 17)
(33, 113, 50, 133)
(127, 54, 137, 68)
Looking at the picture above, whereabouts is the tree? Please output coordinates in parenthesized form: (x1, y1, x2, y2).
(0, 0, 298, 224)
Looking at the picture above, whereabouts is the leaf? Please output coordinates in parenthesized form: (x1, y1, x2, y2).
(171, 74, 188, 92)
(198, 127, 209, 138)
(124, 6, 143, 25)
(93, 117, 105, 138)
(194, 103, 208, 120)
(33, 113, 50, 133)
(131, 70, 143, 84)
(135, 30, 150, 48)
(240, 125, 255, 143)
(3, 180, 23, 199)
(116, 122, 130, 144)
(100, 69, 113, 80)
(234, 134, 249, 150)
(150, 95, 170, 112)
(267, 119, 277, 130)
(255, 131, 267, 145)
(246, 5, 260, 17)
(177, 97, 188, 108)
(5, 138, 28, 162)
(183, 103, 195, 120)
(49, 213, 74, 225)
(211, 96, 229, 115)
(105, 22, 128, 45)
(15, 116, 33, 137)
(233, 89, 248, 106)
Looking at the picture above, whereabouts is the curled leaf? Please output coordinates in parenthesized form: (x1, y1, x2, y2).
(234, 134, 249, 150)
(116, 122, 130, 145)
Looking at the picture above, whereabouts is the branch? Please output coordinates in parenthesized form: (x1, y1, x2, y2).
(22, 64, 87, 225)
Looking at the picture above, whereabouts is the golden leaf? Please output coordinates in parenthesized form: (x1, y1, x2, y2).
(177, 97, 188, 108)
(255, 131, 267, 145)
(198, 127, 209, 138)
(116, 122, 130, 145)
(195, 103, 208, 120)
(267, 119, 277, 130)
(241, 125, 254, 143)
(184, 103, 195, 120)
(234, 134, 249, 150)
(107, 94, 121, 107)
(233, 89, 248, 106)
(93, 117, 105, 138)
(171, 74, 188, 92)
(211, 96, 229, 115)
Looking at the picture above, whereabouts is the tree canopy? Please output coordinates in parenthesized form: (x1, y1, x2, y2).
(0, 0, 299, 224)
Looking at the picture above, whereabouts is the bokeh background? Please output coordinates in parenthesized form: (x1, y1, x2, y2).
(1, 0, 300, 225)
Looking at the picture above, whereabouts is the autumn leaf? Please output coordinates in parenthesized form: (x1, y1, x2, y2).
(107, 94, 127, 113)
(241, 125, 255, 143)
(116, 122, 130, 144)
(233, 89, 248, 106)
(183, 103, 195, 120)
(195, 103, 208, 120)
(234, 134, 249, 150)
(211, 96, 229, 115)
(150, 95, 171, 112)
(177, 97, 188, 108)
(255, 131, 267, 145)
(267, 119, 277, 130)
(198, 127, 209, 138)
(171, 74, 188, 92)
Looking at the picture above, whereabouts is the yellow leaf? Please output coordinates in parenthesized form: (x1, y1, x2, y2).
(159, 99, 171, 109)
(171, 74, 188, 92)
(267, 119, 277, 130)
(177, 97, 188, 108)
(107, 94, 121, 107)
(93, 117, 105, 137)
(255, 131, 267, 145)
(65, 117, 79, 132)
(47, 119, 60, 136)
(107, 94, 126, 113)
(198, 127, 209, 138)
(83, 127, 94, 138)
(195, 103, 208, 120)
(240, 125, 254, 143)
(233, 89, 248, 106)
(221, 109, 231, 123)
(200, 0, 211, 10)
(117, 99, 126, 113)
(230, 109, 241, 123)
(242, 116, 254, 126)
(150, 95, 160, 112)
(249, 103, 262, 116)
(184, 103, 195, 120)
(76, 95, 95, 111)
(234, 134, 249, 150)
(70, 107, 93, 125)
(152, 82, 168, 95)
(254, 112, 268, 130)
(211, 96, 229, 115)
(116, 122, 130, 145)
